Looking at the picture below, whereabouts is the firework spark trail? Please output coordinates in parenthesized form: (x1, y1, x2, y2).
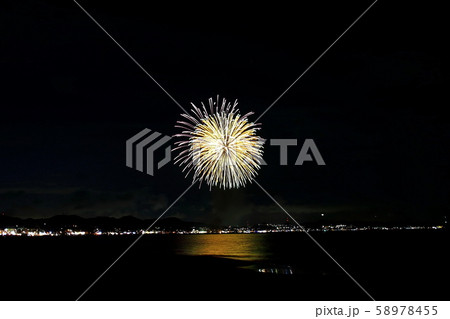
(173, 97, 264, 189)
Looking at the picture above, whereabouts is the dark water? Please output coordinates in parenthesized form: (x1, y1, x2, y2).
(0, 231, 448, 300)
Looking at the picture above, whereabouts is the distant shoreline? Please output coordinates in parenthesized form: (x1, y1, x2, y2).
(0, 226, 446, 238)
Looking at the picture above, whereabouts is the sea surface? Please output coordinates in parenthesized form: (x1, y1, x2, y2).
(0, 231, 448, 300)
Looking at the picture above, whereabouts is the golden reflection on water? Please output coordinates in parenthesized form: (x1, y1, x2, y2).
(176, 234, 270, 261)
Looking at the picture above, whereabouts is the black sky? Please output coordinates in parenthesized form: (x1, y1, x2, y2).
(0, 0, 447, 225)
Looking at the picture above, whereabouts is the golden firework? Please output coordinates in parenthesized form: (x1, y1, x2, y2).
(174, 97, 264, 189)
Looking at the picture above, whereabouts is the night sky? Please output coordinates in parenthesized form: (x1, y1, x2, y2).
(0, 0, 447, 225)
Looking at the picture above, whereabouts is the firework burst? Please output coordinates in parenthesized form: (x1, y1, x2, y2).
(173, 97, 264, 189)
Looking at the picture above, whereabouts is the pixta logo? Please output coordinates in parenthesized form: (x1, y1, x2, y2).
(126, 128, 171, 176)
(126, 129, 325, 177)
(270, 139, 325, 166)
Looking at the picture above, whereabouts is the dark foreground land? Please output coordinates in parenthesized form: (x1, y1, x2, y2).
(0, 231, 448, 300)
